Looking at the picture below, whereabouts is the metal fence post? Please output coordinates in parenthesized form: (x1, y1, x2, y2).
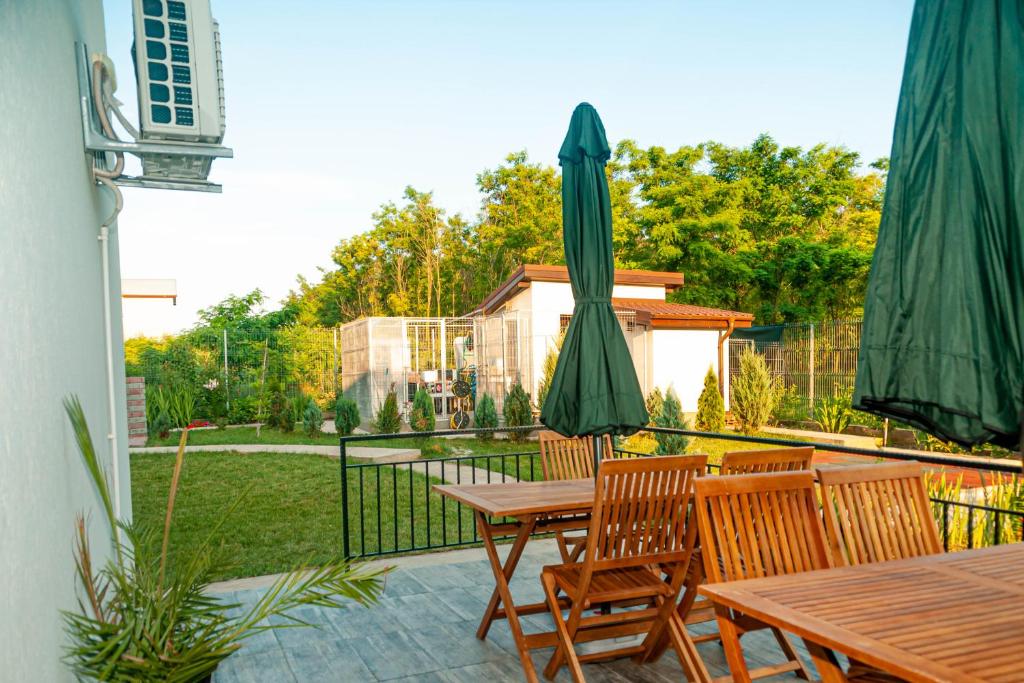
(340, 438, 351, 559)
(223, 328, 230, 413)
(333, 326, 339, 397)
(808, 323, 815, 409)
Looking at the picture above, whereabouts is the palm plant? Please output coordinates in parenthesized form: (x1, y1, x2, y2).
(62, 396, 389, 682)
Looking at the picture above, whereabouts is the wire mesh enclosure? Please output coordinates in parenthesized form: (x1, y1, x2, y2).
(729, 320, 863, 410)
(340, 312, 532, 422)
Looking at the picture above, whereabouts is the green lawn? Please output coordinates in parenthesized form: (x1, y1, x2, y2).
(131, 450, 476, 581)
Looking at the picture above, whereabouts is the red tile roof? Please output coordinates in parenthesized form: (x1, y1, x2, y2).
(612, 298, 754, 329)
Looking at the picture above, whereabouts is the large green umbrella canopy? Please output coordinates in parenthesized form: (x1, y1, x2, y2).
(540, 103, 649, 437)
(853, 0, 1024, 448)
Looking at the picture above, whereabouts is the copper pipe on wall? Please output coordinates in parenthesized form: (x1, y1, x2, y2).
(717, 318, 736, 396)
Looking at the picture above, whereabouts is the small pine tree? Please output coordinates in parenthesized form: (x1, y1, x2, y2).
(654, 388, 689, 455)
(645, 387, 665, 426)
(474, 393, 498, 440)
(731, 348, 780, 435)
(151, 410, 172, 440)
(409, 387, 435, 435)
(303, 402, 324, 437)
(536, 332, 565, 410)
(695, 367, 726, 433)
(374, 389, 401, 434)
(268, 387, 289, 431)
(503, 382, 533, 442)
(334, 393, 361, 436)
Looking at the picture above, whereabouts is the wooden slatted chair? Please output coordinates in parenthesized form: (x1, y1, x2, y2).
(540, 455, 711, 683)
(538, 431, 613, 562)
(816, 461, 942, 567)
(694, 471, 833, 681)
(719, 446, 814, 475)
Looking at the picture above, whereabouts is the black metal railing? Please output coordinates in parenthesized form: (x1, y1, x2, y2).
(339, 426, 1023, 559)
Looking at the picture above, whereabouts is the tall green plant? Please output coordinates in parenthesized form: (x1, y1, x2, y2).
(536, 331, 565, 410)
(503, 382, 533, 442)
(474, 393, 498, 440)
(303, 402, 324, 437)
(334, 393, 361, 436)
(694, 367, 725, 433)
(731, 349, 780, 434)
(814, 394, 852, 434)
(645, 388, 664, 426)
(654, 388, 689, 454)
(61, 396, 388, 682)
(409, 387, 436, 435)
(374, 390, 401, 434)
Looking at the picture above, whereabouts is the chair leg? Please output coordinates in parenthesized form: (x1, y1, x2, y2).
(554, 531, 572, 563)
(770, 627, 812, 680)
(541, 572, 585, 682)
(714, 603, 752, 683)
(666, 611, 712, 683)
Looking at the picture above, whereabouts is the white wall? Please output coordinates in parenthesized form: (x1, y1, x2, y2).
(0, 2, 131, 680)
(515, 280, 667, 399)
(650, 329, 723, 414)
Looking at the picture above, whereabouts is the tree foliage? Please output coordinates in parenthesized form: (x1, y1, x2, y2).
(731, 349, 781, 434)
(503, 383, 533, 442)
(374, 390, 401, 434)
(474, 393, 499, 440)
(334, 393, 361, 436)
(653, 388, 689, 455)
(536, 331, 565, 411)
(409, 387, 436, 434)
(695, 367, 725, 433)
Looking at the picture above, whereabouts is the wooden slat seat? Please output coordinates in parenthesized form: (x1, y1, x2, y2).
(548, 564, 675, 607)
(719, 446, 814, 475)
(540, 455, 711, 683)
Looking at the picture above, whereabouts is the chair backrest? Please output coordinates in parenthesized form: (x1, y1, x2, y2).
(582, 454, 707, 572)
(720, 447, 814, 475)
(695, 471, 832, 583)
(538, 431, 613, 480)
(816, 462, 942, 567)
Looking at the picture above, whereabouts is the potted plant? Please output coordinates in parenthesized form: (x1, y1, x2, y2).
(61, 396, 389, 682)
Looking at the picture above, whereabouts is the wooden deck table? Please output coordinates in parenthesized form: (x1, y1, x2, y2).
(699, 543, 1024, 683)
(433, 479, 596, 682)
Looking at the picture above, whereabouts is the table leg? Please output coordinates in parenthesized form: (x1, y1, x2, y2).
(803, 641, 848, 683)
(475, 512, 539, 682)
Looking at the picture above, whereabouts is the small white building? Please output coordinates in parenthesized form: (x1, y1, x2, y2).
(474, 265, 754, 413)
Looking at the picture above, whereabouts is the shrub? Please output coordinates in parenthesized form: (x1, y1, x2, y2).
(303, 402, 324, 437)
(654, 388, 689, 454)
(419, 441, 452, 458)
(645, 387, 664, 425)
(503, 382, 533, 442)
(474, 393, 499, 439)
(772, 384, 809, 424)
(695, 367, 725, 433)
(227, 395, 257, 425)
(150, 410, 172, 440)
(814, 394, 852, 434)
(268, 388, 289, 431)
(374, 390, 401, 434)
(290, 394, 312, 426)
(731, 348, 780, 435)
(409, 387, 435, 435)
(536, 332, 565, 410)
(334, 393, 361, 436)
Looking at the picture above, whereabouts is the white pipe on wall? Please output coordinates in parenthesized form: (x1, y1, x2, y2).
(98, 224, 121, 522)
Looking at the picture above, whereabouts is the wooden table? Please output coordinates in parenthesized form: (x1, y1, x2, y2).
(699, 543, 1024, 683)
(433, 479, 594, 682)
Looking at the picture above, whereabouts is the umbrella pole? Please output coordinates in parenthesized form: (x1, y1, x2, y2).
(593, 434, 602, 475)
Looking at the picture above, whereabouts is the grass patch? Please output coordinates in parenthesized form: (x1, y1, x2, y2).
(131, 450, 477, 581)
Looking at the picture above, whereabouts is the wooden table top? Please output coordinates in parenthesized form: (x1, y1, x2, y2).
(700, 543, 1024, 683)
(433, 479, 594, 517)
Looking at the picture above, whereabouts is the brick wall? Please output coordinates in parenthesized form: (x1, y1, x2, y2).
(126, 377, 147, 447)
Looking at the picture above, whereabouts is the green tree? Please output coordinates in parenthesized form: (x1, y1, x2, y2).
(474, 393, 498, 440)
(502, 383, 533, 442)
(334, 393, 361, 436)
(303, 402, 323, 437)
(731, 349, 780, 434)
(654, 388, 689, 454)
(409, 387, 435, 435)
(645, 387, 665, 426)
(536, 331, 565, 410)
(695, 367, 725, 433)
(374, 390, 401, 434)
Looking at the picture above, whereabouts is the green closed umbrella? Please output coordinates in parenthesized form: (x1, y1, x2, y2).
(540, 103, 648, 460)
(853, 0, 1024, 448)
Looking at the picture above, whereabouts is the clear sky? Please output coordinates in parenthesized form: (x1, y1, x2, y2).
(104, 0, 915, 337)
